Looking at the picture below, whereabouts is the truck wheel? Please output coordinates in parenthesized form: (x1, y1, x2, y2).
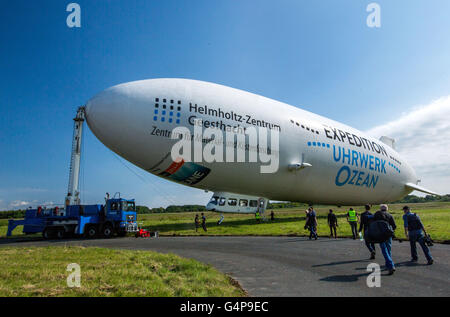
(56, 228, 65, 239)
(102, 225, 113, 238)
(85, 225, 97, 238)
(42, 228, 53, 240)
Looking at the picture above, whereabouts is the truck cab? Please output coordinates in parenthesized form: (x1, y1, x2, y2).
(77, 198, 138, 238)
(103, 198, 138, 237)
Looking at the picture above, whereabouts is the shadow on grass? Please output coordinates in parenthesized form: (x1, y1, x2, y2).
(0, 235, 42, 245)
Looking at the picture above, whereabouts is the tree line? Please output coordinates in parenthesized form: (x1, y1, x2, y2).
(393, 194, 450, 203)
(136, 205, 206, 214)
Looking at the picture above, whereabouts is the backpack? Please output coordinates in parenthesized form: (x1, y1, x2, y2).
(406, 213, 422, 231)
(366, 220, 394, 243)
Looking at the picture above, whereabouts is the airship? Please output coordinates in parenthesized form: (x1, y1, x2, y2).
(85, 78, 438, 214)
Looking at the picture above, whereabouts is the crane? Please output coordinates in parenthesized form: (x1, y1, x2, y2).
(65, 106, 86, 206)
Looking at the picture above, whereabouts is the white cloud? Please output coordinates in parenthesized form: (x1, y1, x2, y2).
(0, 199, 56, 211)
(9, 200, 31, 208)
(367, 95, 450, 195)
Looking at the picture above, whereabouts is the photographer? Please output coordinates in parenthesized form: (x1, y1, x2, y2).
(402, 206, 434, 265)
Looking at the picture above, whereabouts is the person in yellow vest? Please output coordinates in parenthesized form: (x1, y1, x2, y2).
(255, 211, 261, 223)
(347, 208, 359, 239)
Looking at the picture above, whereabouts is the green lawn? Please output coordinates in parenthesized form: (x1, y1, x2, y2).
(0, 246, 245, 297)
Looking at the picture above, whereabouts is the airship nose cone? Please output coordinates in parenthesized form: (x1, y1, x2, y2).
(86, 84, 125, 134)
(86, 84, 130, 153)
(85, 80, 162, 168)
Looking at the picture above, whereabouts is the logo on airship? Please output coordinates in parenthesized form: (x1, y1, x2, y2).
(153, 97, 181, 124)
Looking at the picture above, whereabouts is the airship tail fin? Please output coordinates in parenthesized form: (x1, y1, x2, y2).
(379, 136, 396, 149)
(405, 183, 440, 196)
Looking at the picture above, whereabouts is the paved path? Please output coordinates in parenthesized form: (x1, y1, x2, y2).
(1, 236, 449, 296)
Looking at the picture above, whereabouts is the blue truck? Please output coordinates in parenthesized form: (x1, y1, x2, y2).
(7, 198, 138, 239)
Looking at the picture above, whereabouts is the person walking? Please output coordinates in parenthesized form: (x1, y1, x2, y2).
(347, 208, 359, 239)
(194, 214, 200, 232)
(270, 210, 275, 221)
(305, 207, 318, 240)
(327, 209, 338, 238)
(359, 204, 376, 259)
(402, 206, 433, 265)
(374, 204, 397, 275)
(201, 213, 207, 232)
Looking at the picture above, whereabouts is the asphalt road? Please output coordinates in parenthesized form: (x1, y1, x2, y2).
(1, 236, 449, 296)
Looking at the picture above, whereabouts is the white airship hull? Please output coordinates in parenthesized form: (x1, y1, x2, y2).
(86, 78, 421, 205)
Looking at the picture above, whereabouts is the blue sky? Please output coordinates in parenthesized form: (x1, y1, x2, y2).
(1, 0, 450, 210)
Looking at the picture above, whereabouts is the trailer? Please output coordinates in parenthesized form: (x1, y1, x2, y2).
(7, 106, 139, 239)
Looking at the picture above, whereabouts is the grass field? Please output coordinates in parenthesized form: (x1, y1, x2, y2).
(1, 202, 449, 242)
(0, 246, 245, 297)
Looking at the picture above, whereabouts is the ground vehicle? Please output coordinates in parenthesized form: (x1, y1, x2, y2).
(135, 228, 151, 238)
(7, 197, 138, 239)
